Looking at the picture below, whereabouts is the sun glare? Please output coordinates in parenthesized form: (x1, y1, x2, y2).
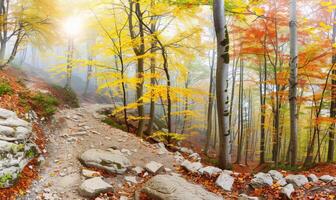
(64, 16, 82, 37)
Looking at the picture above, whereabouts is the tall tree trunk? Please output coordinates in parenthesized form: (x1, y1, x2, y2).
(259, 54, 267, 164)
(289, 0, 298, 166)
(205, 48, 216, 154)
(236, 60, 244, 164)
(147, 12, 157, 136)
(328, 9, 336, 163)
(213, 0, 232, 169)
(128, 1, 146, 137)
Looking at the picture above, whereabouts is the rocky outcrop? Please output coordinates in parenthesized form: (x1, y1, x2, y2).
(136, 175, 223, 200)
(0, 108, 38, 188)
(79, 148, 131, 174)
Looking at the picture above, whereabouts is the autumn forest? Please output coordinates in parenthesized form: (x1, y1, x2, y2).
(0, 0, 336, 199)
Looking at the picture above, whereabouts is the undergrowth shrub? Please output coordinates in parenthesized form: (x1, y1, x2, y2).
(51, 85, 79, 108)
(0, 80, 13, 96)
(31, 92, 59, 117)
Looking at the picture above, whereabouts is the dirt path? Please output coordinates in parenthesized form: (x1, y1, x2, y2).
(22, 104, 177, 200)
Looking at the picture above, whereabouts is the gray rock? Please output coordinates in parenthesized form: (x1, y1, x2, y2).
(189, 153, 201, 161)
(125, 176, 138, 184)
(0, 117, 30, 128)
(268, 170, 283, 181)
(307, 174, 318, 182)
(285, 174, 308, 188)
(250, 172, 273, 188)
(179, 147, 194, 154)
(79, 149, 131, 174)
(0, 109, 15, 119)
(15, 126, 30, 140)
(132, 166, 144, 175)
(319, 175, 334, 183)
(121, 148, 132, 156)
(276, 178, 287, 186)
(0, 125, 14, 136)
(238, 194, 259, 200)
(215, 172, 234, 191)
(82, 169, 101, 178)
(79, 177, 113, 198)
(145, 161, 164, 174)
(281, 184, 294, 199)
(198, 166, 222, 176)
(181, 160, 203, 173)
(137, 175, 222, 200)
(223, 170, 234, 175)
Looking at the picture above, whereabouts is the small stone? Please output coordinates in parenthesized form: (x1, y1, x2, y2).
(145, 161, 164, 174)
(189, 153, 201, 161)
(215, 172, 234, 191)
(277, 178, 287, 186)
(82, 169, 101, 178)
(307, 174, 318, 182)
(164, 168, 172, 173)
(125, 176, 137, 184)
(179, 147, 194, 154)
(285, 175, 308, 188)
(238, 193, 259, 200)
(199, 166, 222, 176)
(268, 170, 283, 181)
(281, 184, 294, 199)
(132, 166, 144, 175)
(120, 196, 128, 200)
(319, 175, 334, 183)
(181, 160, 203, 173)
(250, 172, 273, 188)
(79, 177, 113, 198)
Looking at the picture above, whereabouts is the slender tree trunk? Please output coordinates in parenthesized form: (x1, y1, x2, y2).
(288, 0, 298, 166)
(236, 60, 244, 164)
(214, 0, 232, 169)
(65, 37, 74, 89)
(181, 76, 190, 134)
(205, 48, 216, 154)
(259, 54, 267, 164)
(328, 9, 336, 162)
(147, 12, 157, 135)
(128, 1, 146, 137)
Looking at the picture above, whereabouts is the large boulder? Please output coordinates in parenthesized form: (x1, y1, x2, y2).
(0, 108, 38, 188)
(136, 175, 223, 200)
(250, 172, 273, 188)
(79, 177, 113, 198)
(215, 172, 235, 191)
(79, 149, 131, 174)
(285, 175, 308, 188)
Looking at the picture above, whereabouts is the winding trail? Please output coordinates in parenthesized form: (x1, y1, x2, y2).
(22, 104, 177, 200)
